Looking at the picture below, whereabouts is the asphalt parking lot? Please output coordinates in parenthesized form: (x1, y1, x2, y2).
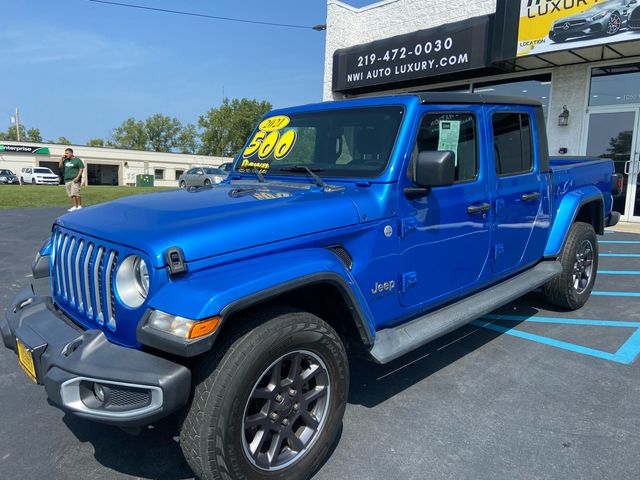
(1, 207, 639, 479)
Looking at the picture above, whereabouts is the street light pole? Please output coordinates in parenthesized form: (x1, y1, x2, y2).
(15, 108, 21, 141)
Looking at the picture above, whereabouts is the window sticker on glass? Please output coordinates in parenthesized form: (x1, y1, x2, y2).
(438, 120, 461, 165)
(242, 115, 297, 171)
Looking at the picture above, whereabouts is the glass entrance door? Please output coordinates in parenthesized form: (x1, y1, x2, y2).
(585, 109, 640, 222)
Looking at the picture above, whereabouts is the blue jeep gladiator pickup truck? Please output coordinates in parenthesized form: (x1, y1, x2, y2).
(2, 93, 620, 480)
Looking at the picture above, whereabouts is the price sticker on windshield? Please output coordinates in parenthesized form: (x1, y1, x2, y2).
(243, 115, 297, 162)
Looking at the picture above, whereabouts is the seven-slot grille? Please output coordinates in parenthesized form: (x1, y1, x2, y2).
(52, 228, 119, 331)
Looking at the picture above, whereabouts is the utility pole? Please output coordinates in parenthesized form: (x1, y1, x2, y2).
(15, 108, 21, 141)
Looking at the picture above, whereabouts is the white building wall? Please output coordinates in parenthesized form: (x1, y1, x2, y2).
(547, 64, 590, 156)
(0, 141, 231, 188)
(324, 0, 497, 101)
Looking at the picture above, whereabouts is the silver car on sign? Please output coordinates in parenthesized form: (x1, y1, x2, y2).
(178, 167, 227, 188)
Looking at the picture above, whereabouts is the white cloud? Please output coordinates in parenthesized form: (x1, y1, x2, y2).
(0, 26, 158, 70)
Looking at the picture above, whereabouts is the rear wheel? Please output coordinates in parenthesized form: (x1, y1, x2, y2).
(543, 222, 598, 310)
(179, 180, 186, 188)
(180, 308, 348, 480)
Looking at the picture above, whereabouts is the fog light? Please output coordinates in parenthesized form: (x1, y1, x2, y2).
(93, 383, 106, 403)
(147, 310, 220, 339)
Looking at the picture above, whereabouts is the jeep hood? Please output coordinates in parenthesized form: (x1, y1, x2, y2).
(56, 182, 361, 267)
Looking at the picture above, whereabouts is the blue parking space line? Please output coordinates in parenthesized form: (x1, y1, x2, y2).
(598, 270, 640, 275)
(471, 320, 626, 363)
(604, 231, 616, 234)
(482, 314, 640, 328)
(473, 315, 640, 364)
(592, 291, 640, 297)
(599, 241, 640, 244)
(599, 254, 640, 257)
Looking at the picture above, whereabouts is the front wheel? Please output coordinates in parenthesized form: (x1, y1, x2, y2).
(180, 309, 348, 480)
(605, 12, 622, 35)
(543, 222, 598, 310)
(179, 180, 186, 188)
(31, 178, 35, 184)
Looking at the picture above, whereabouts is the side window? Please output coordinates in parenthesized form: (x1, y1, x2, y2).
(413, 112, 478, 182)
(492, 112, 533, 176)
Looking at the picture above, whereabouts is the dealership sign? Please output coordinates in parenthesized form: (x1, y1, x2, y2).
(517, 0, 640, 57)
(0, 144, 50, 155)
(333, 16, 490, 92)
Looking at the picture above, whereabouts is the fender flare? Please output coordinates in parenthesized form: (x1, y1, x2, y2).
(544, 186, 604, 257)
(141, 248, 375, 356)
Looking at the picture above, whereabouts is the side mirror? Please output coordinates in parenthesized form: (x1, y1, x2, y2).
(405, 150, 455, 199)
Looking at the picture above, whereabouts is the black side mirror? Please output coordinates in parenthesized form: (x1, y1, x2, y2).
(405, 150, 456, 199)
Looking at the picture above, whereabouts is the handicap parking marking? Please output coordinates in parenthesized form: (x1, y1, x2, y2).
(598, 270, 640, 275)
(592, 291, 640, 297)
(471, 314, 640, 365)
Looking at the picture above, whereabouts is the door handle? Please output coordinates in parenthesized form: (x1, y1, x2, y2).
(624, 160, 631, 175)
(521, 192, 541, 202)
(467, 203, 491, 214)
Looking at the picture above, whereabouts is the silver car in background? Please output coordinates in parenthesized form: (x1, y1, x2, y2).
(178, 167, 227, 188)
(549, 0, 638, 43)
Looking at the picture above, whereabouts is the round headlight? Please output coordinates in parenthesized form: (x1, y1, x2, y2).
(115, 255, 149, 308)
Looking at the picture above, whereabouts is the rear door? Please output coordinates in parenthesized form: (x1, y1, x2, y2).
(398, 107, 492, 307)
(488, 108, 544, 274)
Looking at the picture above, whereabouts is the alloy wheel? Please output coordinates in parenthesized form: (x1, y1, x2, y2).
(573, 239, 594, 294)
(606, 13, 621, 34)
(242, 350, 331, 471)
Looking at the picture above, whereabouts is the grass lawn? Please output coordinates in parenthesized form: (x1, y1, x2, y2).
(0, 185, 175, 209)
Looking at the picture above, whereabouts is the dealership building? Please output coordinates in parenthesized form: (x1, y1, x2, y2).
(0, 141, 230, 188)
(324, 0, 640, 222)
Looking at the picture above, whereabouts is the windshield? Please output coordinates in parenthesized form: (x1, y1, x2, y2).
(34, 168, 53, 174)
(0, 170, 13, 175)
(204, 168, 225, 175)
(237, 106, 405, 178)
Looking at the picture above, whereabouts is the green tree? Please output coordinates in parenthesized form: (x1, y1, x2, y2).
(25, 128, 42, 142)
(56, 136, 71, 145)
(87, 138, 105, 147)
(145, 114, 182, 152)
(177, 123, 199, 154)
(199, 97, 272, 157)
(0, 124, 26, 141)
(109, 118, 147, 150)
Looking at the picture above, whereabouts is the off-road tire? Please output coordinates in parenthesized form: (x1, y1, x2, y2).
(543, 221, 598, 310)
(180, 308, 349, 480)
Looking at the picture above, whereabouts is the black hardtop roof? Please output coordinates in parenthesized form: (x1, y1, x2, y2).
(413, 92, 542, 107)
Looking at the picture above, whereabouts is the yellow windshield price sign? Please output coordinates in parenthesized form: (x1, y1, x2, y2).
(243, 115, 297, 164)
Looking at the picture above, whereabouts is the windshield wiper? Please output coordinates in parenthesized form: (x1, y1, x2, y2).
(279, 165, 338, 191)
(253, 167, 266, 183)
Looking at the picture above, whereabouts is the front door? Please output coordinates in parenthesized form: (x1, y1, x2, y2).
(398, 108, 491, 308)
(584, 109, 640, 222)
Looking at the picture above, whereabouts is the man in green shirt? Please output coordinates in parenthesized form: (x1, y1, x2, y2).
(59, 148, 84, 211)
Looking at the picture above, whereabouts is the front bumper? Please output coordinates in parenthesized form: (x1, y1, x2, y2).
(0, 178, 19, 184)
(2, 285, 191, 427)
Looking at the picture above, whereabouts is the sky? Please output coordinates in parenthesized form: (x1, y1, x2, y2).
(1, 0, 375, 145)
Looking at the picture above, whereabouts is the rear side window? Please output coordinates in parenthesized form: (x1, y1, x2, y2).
(492, 113, 533, 176)
(414, 112, 478, 182)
